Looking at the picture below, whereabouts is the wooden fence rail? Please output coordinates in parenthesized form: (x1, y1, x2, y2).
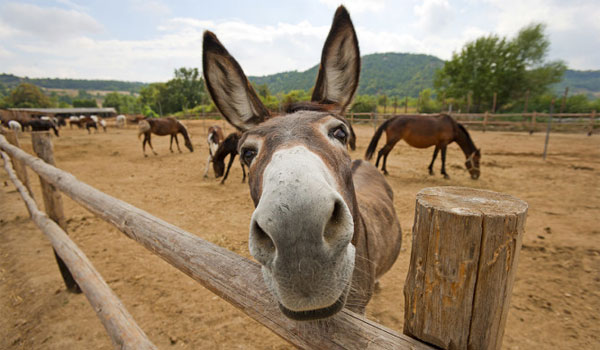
(0, 133, 432, 350)
(1, 150, 157, 350)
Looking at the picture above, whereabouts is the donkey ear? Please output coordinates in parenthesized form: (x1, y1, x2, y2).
(203, 31, 270, 131)
(311, 6, 360, 112)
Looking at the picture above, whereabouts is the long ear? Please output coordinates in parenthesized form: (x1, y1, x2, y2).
(311, 6, 360, 112)
(203, 31, 270, 131)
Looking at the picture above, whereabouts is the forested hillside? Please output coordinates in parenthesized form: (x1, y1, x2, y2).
(0, 74, 146, 92)
(552, 70, 600, 97)
(248, 52, 445, 97)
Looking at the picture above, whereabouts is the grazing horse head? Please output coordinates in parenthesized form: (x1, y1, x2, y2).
(204, 6, 361, 320)
(466, 148, 481, 179)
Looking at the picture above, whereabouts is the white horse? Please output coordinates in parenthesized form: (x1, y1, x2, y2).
(116, 115, 126, 128)
(8, 120, 22, 133)
(99, 119, 107, 132)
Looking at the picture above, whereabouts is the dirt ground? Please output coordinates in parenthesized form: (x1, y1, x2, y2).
(1, 120, 598, 349)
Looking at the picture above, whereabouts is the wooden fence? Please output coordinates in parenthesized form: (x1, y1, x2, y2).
(0, 130, 528, 350)
(176, 111, 598, 134)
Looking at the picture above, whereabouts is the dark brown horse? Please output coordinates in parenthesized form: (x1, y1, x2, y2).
(212, 132, 246, 184)
(365, 114, 481, 179)
(203, 125, 225, 178)
(203, 5, 402, 320)
(137, 117, 193, 157)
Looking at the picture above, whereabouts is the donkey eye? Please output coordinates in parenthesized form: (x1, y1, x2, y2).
(241, 148, 257, 165)
(330, 126, 347, 143)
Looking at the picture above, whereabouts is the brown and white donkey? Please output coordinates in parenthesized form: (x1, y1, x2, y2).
(203, 6, 402, 321)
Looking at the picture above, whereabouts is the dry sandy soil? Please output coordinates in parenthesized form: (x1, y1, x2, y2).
(1, 120, 598, 349)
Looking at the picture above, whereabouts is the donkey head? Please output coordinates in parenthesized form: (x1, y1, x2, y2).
(203, 6, 360, 320)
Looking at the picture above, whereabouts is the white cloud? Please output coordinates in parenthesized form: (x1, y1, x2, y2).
(414, 0, 454, 34)
(129, 0, 171, 16)
(318, 0, 386, 13)
(0, 2, 103, 40)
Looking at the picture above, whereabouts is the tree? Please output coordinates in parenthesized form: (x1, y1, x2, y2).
(435, 24, 565, 112)
(5, 83, 53, 108)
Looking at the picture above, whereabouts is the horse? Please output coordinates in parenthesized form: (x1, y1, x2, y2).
(99, 119, 107, 132)
(115, 115, 126, 128)
(211, 132, 246, 184)
(203, 125, 225, 178)
(8, 120, 22, 133)
(28, 119, 59, 136)
(203, 5, 402, 320)
(85, 119, 98, 134)
(137, 117, 193, 157)
(364, 114, 481, 179)
(69, 116, 84, 129)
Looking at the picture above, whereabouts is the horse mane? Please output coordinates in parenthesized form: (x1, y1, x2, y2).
(455, 121, 477, 154)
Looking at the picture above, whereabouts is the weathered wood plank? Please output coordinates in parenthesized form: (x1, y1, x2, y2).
(0, 134, 432, 350)
(31, 131, 81, 293)
(404, 187, 527, 350)
(1, 151, 157, 350)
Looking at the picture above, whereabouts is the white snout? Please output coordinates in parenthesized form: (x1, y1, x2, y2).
(249, 146, 355, 312)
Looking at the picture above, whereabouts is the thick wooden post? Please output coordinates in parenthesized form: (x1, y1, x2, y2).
(530, 112, 537, 134)
(589, 110, 596, 136)
(31, 132, 81, 293)
(4, 130, 33, 196)
(405, 96, 408, 113)
(404, 187, 527, 350)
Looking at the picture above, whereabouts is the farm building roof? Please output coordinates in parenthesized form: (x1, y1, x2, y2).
(8, 107, 117, 114)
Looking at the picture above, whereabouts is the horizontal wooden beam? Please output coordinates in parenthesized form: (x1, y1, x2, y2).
(0, 134, 432, 350)
(1, 150, 157, 350)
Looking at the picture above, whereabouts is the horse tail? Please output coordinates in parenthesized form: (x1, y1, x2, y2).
(138, 120, 150, 139)
(364, 118, 393, 160)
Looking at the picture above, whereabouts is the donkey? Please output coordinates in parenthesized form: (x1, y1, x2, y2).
(203, 125, 225, 178)
(203, 6, 402, 320)
(365, 114, 481, 179)
(137, 117, 193, 157)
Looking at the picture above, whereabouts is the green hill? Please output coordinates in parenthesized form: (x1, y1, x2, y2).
(249, 52, 445, 98)
(0, 73, 147, 93)
(552, 70, 600, 98)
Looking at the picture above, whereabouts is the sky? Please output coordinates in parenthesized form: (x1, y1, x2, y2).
(0, 0, 598, 83)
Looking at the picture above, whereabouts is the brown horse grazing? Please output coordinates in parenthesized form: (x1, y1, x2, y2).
(365, 114, 481, 179)
(137, 117, 193, 157)
(203, 5, 402, 320)
(212, 132, 246, 184)
(203, 125, 225, 178)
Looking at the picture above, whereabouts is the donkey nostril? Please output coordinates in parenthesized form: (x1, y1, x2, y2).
(250, 220, 276, 264)
(323, 199, 346, 244)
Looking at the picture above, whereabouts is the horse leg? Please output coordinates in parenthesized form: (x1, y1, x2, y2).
(221, 154, 236, 185)
(142, 136, 148, 157)
(428, 147, 440, 175)
(203, 155, 212, 178)
(241, 161, 246, 183)
(169, 135, 174, 153)
(174, 134, 182, 153)
(377, 142, 396, 175)
(441, 146, 450, 179)
(147, 134, 158, 155)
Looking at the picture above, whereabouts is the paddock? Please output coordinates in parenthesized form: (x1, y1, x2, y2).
(0, 120, 598, 349)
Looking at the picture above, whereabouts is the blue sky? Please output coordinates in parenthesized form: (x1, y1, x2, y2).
(1, 0, 598, 82)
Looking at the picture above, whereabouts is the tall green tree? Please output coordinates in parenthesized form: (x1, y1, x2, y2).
(5, 82, 53, 108)
(434, 24, 565, 112)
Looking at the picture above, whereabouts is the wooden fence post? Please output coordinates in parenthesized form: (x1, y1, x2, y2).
(483, 111, 489, 132)
(589, 110, 596, 136)
(530, 112, 537, 134)
(404, 187, 527, 350)
(3, 130, 33, 197)
(31, 131, 81, 293)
